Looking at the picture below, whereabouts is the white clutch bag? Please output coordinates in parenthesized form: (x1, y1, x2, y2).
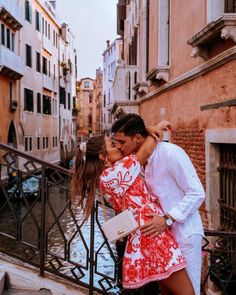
(101, 209, 139, 243)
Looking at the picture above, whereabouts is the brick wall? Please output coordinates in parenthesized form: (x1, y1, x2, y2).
(171, 127, 208, 228)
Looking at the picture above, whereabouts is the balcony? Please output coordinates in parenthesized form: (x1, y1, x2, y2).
(112, 64, 139, 118)
(0, 0, 23, 30)
(0, 45, 24, 79)
(42, 74, 53, 91)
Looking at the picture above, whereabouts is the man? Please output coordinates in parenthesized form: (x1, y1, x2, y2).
(111, 113, 205, 295)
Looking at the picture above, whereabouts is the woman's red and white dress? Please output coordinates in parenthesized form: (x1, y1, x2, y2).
(99, 154, 186, 289)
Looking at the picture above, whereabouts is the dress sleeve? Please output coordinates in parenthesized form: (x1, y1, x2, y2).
(100, 154, 141, 196)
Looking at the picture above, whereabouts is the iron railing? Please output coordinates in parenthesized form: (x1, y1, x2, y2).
(0, 143, 235, 294)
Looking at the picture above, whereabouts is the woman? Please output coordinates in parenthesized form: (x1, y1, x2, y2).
(72, 126, 194, 295)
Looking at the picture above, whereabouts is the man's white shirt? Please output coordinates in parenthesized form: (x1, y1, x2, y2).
(144, 141, 205, 242)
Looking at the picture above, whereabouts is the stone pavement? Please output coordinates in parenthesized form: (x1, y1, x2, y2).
(3, 289, 52, 294)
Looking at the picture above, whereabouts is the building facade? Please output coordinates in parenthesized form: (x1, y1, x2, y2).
(102, 38, 123, 132)
(76, 77, 94, 140)
(58, 23, 77, 164)
(0, 0, 24, 147)
(115, 0, 236, 236)
(0, 0, 77, 166)
(92, 68, 103, 134)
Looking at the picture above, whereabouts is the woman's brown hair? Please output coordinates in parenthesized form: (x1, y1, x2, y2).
(71, 135, 105, 220)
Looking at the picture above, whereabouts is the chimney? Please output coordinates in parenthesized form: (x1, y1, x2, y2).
(49, 1, 56, 9)
(106, 40, 110, 48)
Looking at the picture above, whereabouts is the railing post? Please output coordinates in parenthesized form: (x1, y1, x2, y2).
(39, 166, 46, 276)
(89, 202, 95, 295)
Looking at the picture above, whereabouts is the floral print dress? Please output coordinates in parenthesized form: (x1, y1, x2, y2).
(99, 154, 187, 289)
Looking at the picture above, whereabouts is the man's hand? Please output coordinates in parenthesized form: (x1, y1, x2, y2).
(140, 213, 166, 238)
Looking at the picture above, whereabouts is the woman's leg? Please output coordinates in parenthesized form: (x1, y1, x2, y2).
(160, 269, 194, 295)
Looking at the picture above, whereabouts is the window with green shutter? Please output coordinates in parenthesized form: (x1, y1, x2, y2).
(25, 0, 31, 23)
(36, 10, 40, 31)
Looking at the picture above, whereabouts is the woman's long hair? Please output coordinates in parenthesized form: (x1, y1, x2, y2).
(71, 135, 105, 221)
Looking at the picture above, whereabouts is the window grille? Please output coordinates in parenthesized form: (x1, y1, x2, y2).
(218, 143, 236, 265)
(218, 144, 236, 232)
(225, 0, 236, 12)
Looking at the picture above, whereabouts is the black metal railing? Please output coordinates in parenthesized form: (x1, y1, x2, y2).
(0, 143, 235, 294)
(202, 230, 236, 295)
(0, 143, 120, 294)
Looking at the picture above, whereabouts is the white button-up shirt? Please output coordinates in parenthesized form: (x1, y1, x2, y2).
(144, 141, 205, 242)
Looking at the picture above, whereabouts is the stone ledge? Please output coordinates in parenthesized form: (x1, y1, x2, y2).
(0, 254, 90, 295)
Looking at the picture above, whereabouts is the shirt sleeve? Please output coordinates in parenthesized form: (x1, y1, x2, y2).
(100, 154, 141, 196)
(167, 146, 205, 223)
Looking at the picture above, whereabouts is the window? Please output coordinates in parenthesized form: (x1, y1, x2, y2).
(43, 95, 51, 115)
(37, 93, 41, 113)
(37, 137, 40, 149)
(53, 64, 56, 80)
(42, 17, 44, 34)
(56, 32, 58, 48)
(1, 24, 5, 45)
(6, 28, 10, 49)
(158, 0, 170, 67)
(42, 57, 47, 74)
(225, 0, 236, 12)
(26, 44, 32, 67)
(103, 94, 106, 107)
(88, 114, 92, 127)
(52, 136, 58, 148)
(25, 137, 33, 151)
(59, 87, 66, 108)
(68, 93, 71, 110)
(36, 51, 41, 72)
(48, 60, 50, 77)
(45, 20, 47, 37)
(9, 80, 13, 101)
(44, 137, 48, 148)
(42, 137, 48, 149)
(48, 23, 50, 40)
(24, 88, 34, 112)
(25, 0, 31, 23)
(53, 30, 55, 46)
(84, 81, 90, 88)
(11, 33, 15, 52)
(35, 10, 40, 31)
(89, 93, 92, 103)
(25, 137, 28, 151)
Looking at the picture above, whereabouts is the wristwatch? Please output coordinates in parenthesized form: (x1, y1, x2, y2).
(163, 215, 173, 228)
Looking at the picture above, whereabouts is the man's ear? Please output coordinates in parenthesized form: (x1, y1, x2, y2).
(134, 134, 143, 145)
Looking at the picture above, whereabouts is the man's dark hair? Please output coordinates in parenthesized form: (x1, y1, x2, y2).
(111, 113, 148, 137)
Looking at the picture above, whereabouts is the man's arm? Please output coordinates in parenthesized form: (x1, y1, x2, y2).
(141, 145, 205, 236)
(166, 146, 205, 222)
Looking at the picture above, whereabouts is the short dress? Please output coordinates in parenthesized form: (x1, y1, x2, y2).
(99, 154, 186, 289)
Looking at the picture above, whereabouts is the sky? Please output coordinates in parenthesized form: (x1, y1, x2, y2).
(56, 0, 118, 79)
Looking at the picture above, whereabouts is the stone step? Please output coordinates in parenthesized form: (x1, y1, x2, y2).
(3, 289, 52, 295)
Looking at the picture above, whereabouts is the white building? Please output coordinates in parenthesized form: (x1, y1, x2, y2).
(102, 38, 123, 133)
(58, 23, 77, 160)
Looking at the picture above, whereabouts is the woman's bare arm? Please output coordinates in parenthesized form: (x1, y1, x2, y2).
(136, 121, 172, 165)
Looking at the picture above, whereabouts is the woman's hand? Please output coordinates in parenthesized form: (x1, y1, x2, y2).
(147, 120, 172, 140)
